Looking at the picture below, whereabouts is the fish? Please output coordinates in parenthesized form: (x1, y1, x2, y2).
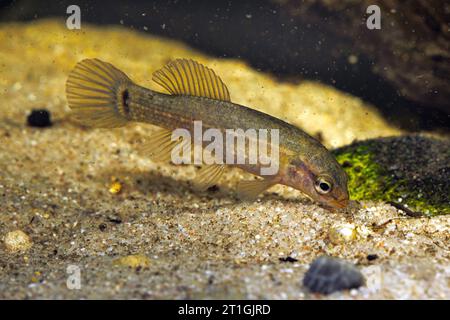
(66, 58, 349, 209)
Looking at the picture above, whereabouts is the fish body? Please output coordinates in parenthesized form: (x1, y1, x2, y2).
(66, 58, 349, 209)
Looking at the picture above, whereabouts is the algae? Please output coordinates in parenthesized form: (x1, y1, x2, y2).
(333, 135, 450, 216)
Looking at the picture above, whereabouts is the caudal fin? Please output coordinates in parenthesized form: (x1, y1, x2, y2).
(66, 58, 132, 128)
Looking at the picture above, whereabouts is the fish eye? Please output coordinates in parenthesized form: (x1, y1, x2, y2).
(315, 177, 332, 194)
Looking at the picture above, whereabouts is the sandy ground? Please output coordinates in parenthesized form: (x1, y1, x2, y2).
(0, 20, 448, 299)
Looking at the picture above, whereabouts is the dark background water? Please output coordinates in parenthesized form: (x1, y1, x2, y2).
(1, 0, 448, 131)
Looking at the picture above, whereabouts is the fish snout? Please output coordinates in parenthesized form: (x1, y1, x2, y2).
(335, 197, 349, 209)
(334, 187, 350, 208)
(325, 194, 349, 209)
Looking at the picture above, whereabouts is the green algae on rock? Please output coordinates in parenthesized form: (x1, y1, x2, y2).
(333, 135, 450, 216)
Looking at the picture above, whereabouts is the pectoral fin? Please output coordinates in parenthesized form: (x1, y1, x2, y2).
(237, 177, 276, 201)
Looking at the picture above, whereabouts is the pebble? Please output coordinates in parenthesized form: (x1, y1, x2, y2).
(4, 230, 32, 252)
(109, 181, 122, 194)
(279, 256, 298, 263)
(328, 223, 357, 244)
(367, 254, 379, 261)
(26, 109, 52, 128)
(303, 256, 365, 295)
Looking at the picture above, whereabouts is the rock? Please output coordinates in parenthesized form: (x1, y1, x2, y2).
(279, 256, 299, 263)
(333, 135, 450, 216)
(303, 256, 365, 295)
(367, 254, 379, 261)
(328, 223, 357, 244)
(27, 109, 52, 128)
(4, 230, 32, 252)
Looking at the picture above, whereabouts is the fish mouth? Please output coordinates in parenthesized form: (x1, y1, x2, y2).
(334, 198, 349, 209)
(322, 198, 349, 210)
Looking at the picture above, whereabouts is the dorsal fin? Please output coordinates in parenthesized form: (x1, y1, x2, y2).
(152, 59, 231, 101)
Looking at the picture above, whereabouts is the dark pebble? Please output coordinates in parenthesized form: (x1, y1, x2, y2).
(367, 254, 379, 261)
(98, 223, 107, 231)
(27, 109, 52, 127)
(107, 215, 122, 224)
(303, 256, 365, 295)
(279, 256, 298, 263)
(207, 185, 219, 192)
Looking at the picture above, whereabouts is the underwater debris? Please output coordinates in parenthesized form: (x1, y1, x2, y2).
(333, 135, 450, 216)
(27, 109, 52, 128)
(303, 256, 365, 295)
(4, 230, 32, 252)
(109, 181, 123, 194)
(113, 254, 152, 269)
(31, 271, 42, 283)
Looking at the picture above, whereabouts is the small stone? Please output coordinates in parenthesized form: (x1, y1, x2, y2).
(4, 230, 32, 252)
(328, 223, 357, 244)
(367, 254, 379, 261)
(113, 254, 151, 269)
(27, 109, 52, 128)
(107, 215, 122, 224)
(279, 256, 298, 263)
(109, 181, 122, 194)
(356, 225, 371, 238)
(303, 256, 365, 295)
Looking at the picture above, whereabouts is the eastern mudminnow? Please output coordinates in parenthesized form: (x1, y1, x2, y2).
(66, 58, 349, 209)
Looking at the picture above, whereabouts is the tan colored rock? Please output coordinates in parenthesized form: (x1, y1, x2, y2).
(4, 230, 32, 252)
(328, 223, 358, 244)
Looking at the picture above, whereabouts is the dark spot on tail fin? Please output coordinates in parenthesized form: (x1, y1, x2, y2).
(66, 58, 132, 128)
(121, 89, 130, 115)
